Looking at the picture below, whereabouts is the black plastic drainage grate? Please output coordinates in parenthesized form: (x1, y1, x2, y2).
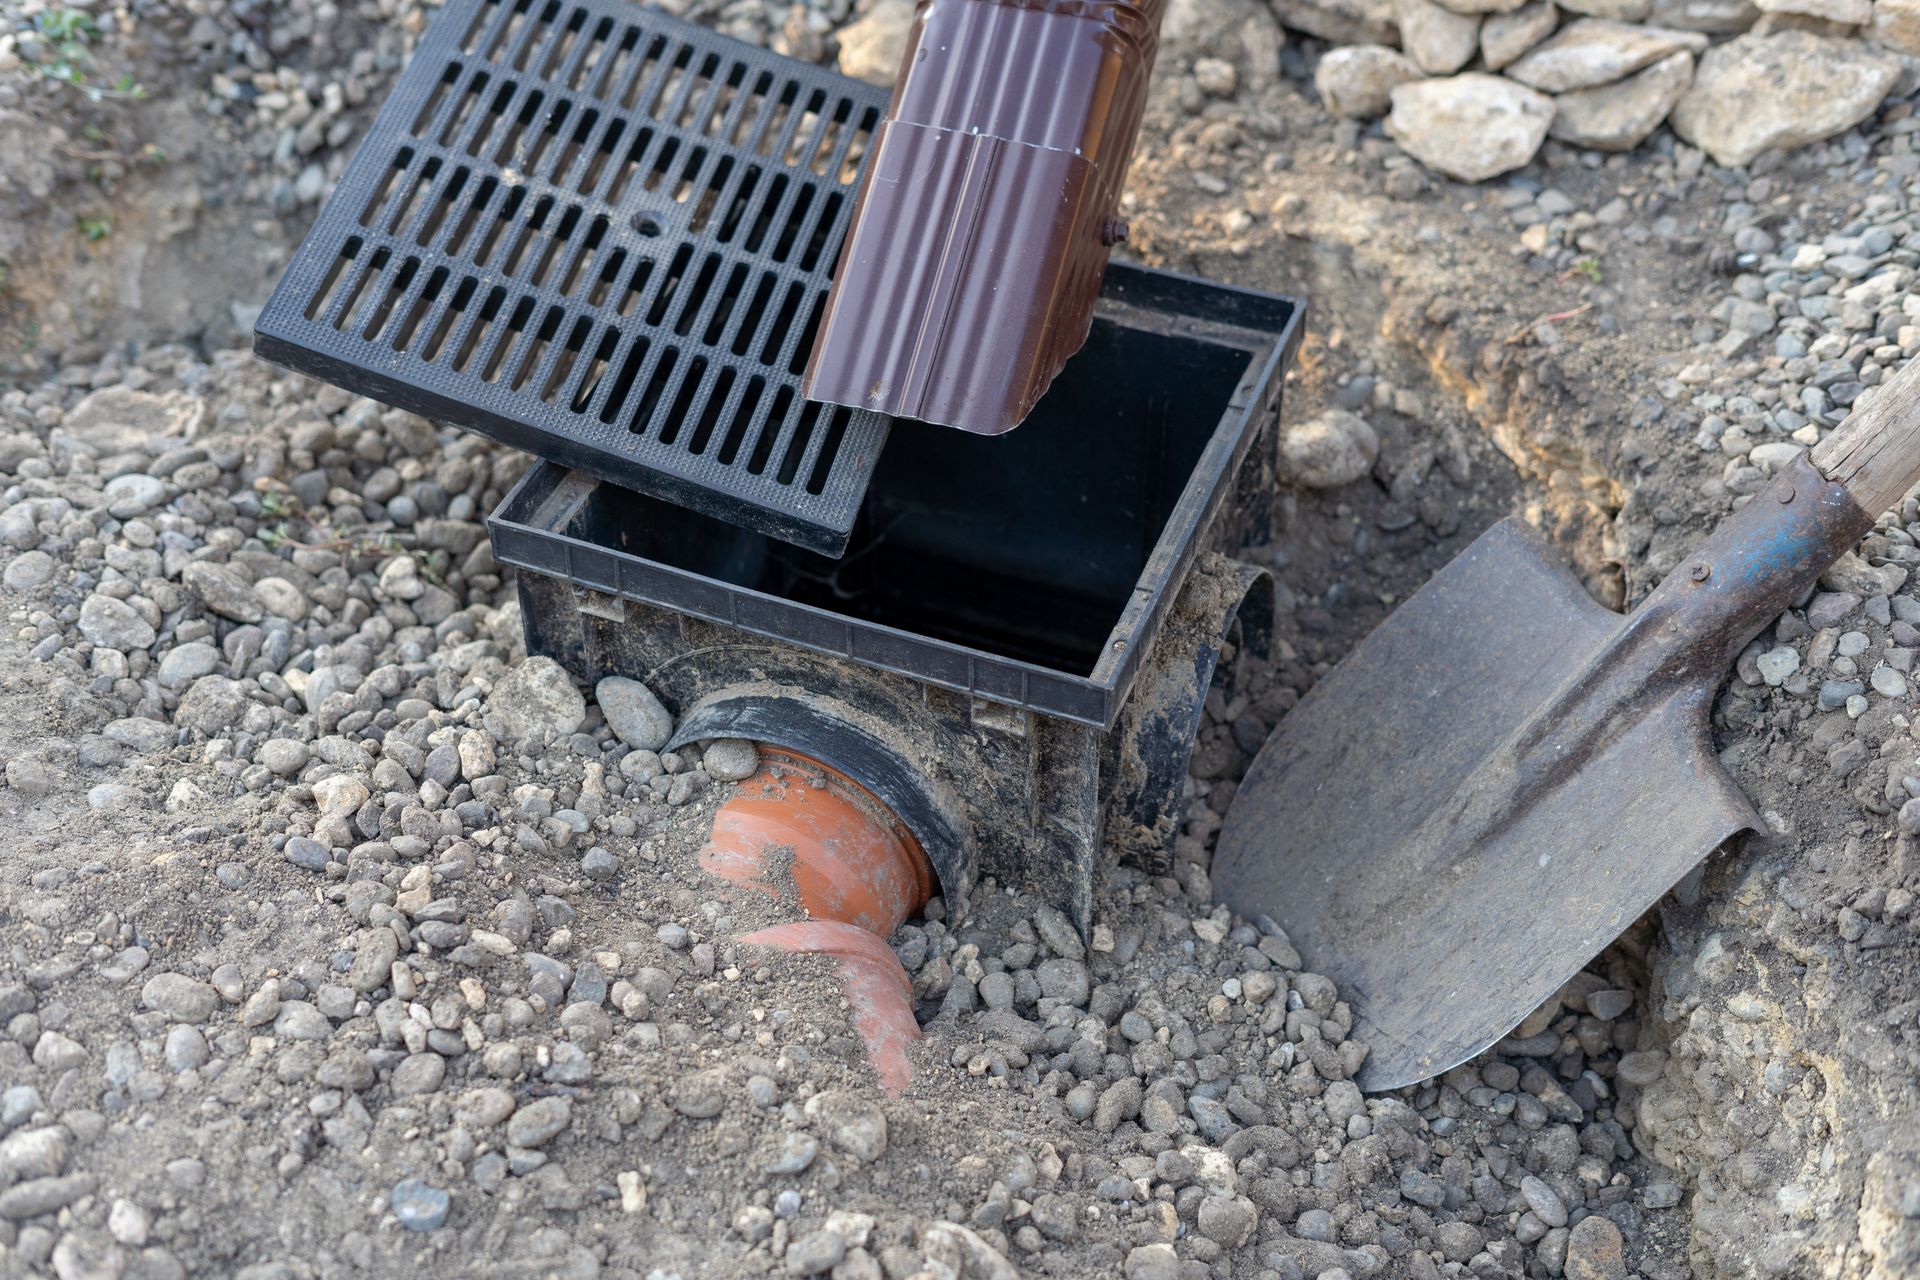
(254, 0, 891, 556)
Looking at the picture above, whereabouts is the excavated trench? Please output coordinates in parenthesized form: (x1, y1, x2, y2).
(1212, 226, 1917, 1280)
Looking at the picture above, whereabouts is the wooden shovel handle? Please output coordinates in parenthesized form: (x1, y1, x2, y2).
(1812, 354, 1920, 517)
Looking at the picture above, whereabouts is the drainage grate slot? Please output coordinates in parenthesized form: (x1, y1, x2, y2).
(360, 255, 421, 341)
(687, 365, 736, 457)
(332, 245, 391, 333)
(480, 294, 537, 383)
(746, 383, 795, 476)
(305, 236, 362, 321)
(420, 275, 478, 361)
(788, 289, 827, 376)
(630, 343, 679, 433)
(660, 354, 707, 444)
(759, 280, 805, 366)
(413, 64, 461, 137)
(806, 406, 851, 495)
(392, 265, 450, 351)
(450, 285, 506, 373)
(837, 106, 877, 184)
(256, 0, 892, 555)
(570, 326, 618, 411)
(777, 396, 821, 485)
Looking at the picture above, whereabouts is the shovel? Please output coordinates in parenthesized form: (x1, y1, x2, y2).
(1213, 356, 1920, 1092)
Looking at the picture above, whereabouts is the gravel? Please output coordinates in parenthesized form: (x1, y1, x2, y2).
(4, 0, 1911, 1275)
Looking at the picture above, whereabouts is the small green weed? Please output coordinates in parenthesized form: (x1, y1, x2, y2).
(27, 9, 147, 101)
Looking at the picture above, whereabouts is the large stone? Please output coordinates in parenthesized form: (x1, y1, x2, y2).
(1669, 31, 1899, 165)
(1563, 1215, 1628, 1280)
(78, 594, 156, 651)
(1875, 0, 1920, 51)
(181, 562, 264, 623)
(1506, 19, 1706, 92)
(1165, 0, 1289, 92)
(1482, 2, 1561, 68)
(1386, 74, 1555, 182)
(1560, 0, 1650, 14)
(807, 1090, 888, 1162)
(141, 973, 220, 1024)
(1755, 0, 1869, 20)
(1431, 0, 1530, 13)
(1277, 409, 1381, 488)
(59, 387, 196, 455)
(1650, 0, 1758, 27)
(1266, 0, 1398, 44)
(595, 676, 674, 751)
(1396, 0, 1482, 70)
(835, 0, 912, 85)
(1314, 45, 1422, 116)
(484, 657, 586, 744)
(1551, 50, 1694, 149)
(507, 1095, 571, 1147)
(174, 676, 250, 736)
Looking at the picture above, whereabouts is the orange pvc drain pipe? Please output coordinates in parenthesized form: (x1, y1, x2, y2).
(697, 748, 933, 1094)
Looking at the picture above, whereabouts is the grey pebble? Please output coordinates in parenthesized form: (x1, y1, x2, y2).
(765, 1133, 818, 1175)
(785, 1229, 845, 1275)
(595, 676, 674, 751)
(163, 1025, 209, 1073)
(390, 1053, 447, 1097)
(505, 1096, 571, 1148)
(157, 642, 220, 689)
(1587, 988, 1633, 1020)
(1819, 680, 1866, 710)
(1032, 904, 1084, 960)
(79, 594, 156, 651)
(30, 1032, 84, 1072)
(701, 738, 759, 782)
(1616, 1049, 1668, 1087)
(1520, 1173, 1568, 1227)
(1035, 957, 1089, 1006)
(140, 974, 219, 1024)
(3, 551, 54, 591)
(273, 1002, 331, 1040)
(2, 1086, 44, 1128)
(259, 740, 311, 777)
(670, 1069, 728, 1119)
(977, 971, 1015, 1010)
(1195, 1194, 1257, 1247)
(0, 1173, 96, 1219)
(391, 1178, 450, 1232)
(284, 837, 330, 872)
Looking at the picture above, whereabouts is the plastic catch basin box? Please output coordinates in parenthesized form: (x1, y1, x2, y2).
(488, 262, 1302, 926)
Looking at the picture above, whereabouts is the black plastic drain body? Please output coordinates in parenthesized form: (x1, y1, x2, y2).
(254, 0, 891, 556)
(489, 262, 1305, 931)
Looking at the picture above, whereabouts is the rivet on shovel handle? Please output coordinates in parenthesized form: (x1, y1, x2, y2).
(1213, 354, 1920, 1092)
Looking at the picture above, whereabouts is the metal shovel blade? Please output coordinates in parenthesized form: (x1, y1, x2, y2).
(1213, 509, 1794, 1092)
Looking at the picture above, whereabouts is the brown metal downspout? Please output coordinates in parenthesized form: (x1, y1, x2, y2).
(696, 749, 934, 1094)
(804, 0, 1166, 435)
